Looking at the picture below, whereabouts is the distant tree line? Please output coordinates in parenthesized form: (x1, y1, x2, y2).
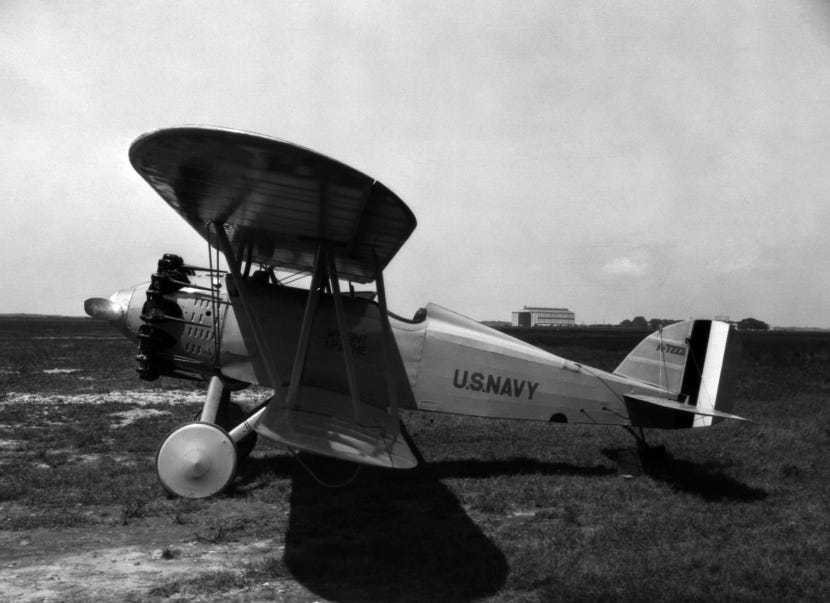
(735, 317, 769, 331)
(615, 316, 770, 331)
(618, 316, 679, 330)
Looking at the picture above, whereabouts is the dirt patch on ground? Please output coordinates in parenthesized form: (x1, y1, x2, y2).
(0, 387, 322, 601)
(0, 517, 318, 601)
(2, 389, 266, 407)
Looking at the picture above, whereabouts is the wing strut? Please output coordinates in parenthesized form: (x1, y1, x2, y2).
(284, 244, 325, 408)
(325, 245, 364, 425)
(213, 221, 288, 406)
(374, 249, 400, 435)
(231, 234, 415, 468)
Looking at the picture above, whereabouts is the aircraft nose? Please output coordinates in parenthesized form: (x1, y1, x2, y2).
(84, 289, 131, 321)
(84, 297, 122, 321)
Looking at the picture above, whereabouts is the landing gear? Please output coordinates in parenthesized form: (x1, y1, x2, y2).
(215, 401, 259, 460)
(191, 392, 259, 459)
(156, 375, 260, 498)
(156, 422, 237, 498)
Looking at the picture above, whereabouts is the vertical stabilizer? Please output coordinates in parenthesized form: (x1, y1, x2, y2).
(613, 320, 694, 394)
(614, 320, 742, 428)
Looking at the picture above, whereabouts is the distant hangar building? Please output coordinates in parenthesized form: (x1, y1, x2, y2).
(512, 306, 575, 327)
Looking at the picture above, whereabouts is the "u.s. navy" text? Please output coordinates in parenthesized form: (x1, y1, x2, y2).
(452, 369, 540, 400)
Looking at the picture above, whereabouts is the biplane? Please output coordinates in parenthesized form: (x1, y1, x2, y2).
(85, 126, 745, 499)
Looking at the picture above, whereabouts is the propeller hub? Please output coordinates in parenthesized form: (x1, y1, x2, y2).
(84, 297, 123, 321)
(84, 288, 134, 321)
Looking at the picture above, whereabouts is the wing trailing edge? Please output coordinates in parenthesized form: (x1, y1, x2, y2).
(254, 386, 418, 469)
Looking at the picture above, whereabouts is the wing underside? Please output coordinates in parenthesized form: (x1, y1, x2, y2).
(129, 126, 417, 283)
(257, 386, 418, 469)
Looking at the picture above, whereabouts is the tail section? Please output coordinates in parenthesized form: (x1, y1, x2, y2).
(614, 320, 744, 428)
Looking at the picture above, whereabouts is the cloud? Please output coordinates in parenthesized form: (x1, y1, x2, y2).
(714, 245, 763, 274)
(601, 256, 650, 277)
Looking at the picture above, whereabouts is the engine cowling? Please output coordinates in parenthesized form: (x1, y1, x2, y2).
(134, 254, 222, 382)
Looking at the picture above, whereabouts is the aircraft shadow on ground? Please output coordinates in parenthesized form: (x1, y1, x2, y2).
(424, 457, 615, 480)
(281, 457, 509, 603)
(231, 443, 766, 600)
(232, 453, 616, 602)
(602, 446, 768, 502)
(235, 454, 615, 483)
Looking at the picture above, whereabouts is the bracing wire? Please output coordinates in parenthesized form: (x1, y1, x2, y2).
(574, 363, 631, 427)
(288, 448, 362, 488)
(578, 363, 627, 406)
(281, 270, 313, 286)
(207, 223, 223, 367)
(658, 327, 670, 398)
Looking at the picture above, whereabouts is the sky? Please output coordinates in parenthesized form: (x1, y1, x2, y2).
(2, 0, 830, 327)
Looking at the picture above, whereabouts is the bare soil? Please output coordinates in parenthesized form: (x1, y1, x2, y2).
(0, 520, 317, 601)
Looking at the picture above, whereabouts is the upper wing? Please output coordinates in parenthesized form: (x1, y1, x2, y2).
(129, 126, 417, 283)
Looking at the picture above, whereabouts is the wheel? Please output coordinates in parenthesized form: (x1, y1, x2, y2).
(156, 422, 237, 498)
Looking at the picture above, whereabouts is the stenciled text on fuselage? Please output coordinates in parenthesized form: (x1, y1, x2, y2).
(452, 369, 540, 401)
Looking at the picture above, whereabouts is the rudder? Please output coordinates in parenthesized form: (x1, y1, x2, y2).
(614, 320, 742, 428)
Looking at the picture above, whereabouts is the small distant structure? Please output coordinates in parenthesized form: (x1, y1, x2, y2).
(512, 306, 575, 327)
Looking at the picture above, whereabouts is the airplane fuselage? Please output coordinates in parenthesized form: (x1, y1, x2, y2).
(103, 273, 667, 427)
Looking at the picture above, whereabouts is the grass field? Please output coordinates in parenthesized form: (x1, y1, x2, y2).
(1, 317, 828, 601)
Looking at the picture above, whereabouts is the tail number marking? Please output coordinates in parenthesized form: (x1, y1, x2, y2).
(656, 342, 686, 356)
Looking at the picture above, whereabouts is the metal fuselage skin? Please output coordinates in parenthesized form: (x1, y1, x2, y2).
(105, 276, 664, 426)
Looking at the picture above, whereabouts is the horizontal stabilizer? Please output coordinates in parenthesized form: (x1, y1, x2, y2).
(624, 394, 748, 424)
(255, 387, 417, 469)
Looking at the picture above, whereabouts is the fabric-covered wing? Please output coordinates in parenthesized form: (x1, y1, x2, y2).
(129, 126, 416, 283)
(257, 386, 418, 469)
